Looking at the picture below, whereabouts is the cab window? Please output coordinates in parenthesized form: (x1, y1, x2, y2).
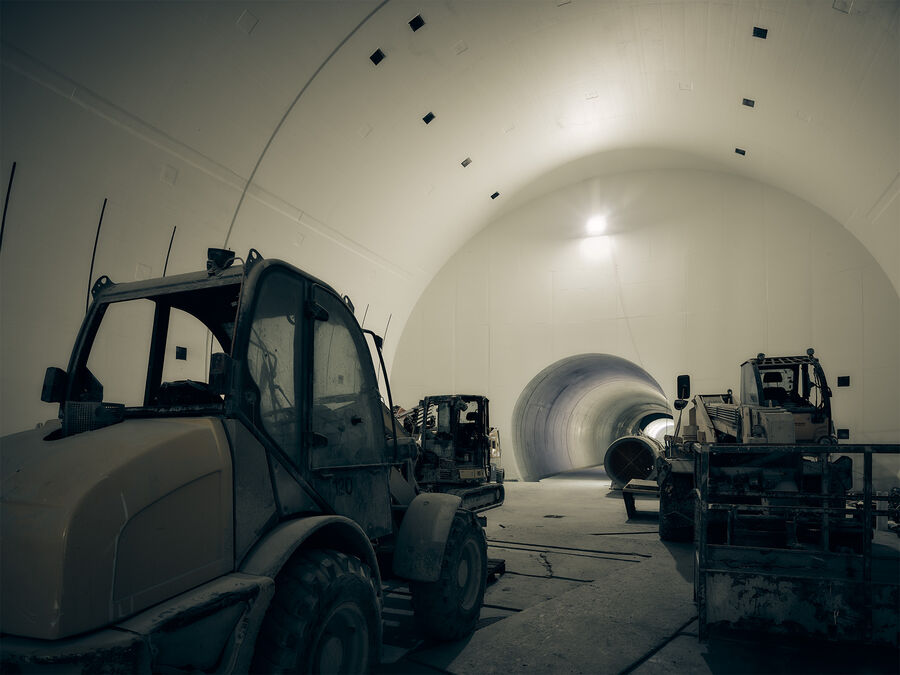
(85, 298, 155, 406)
(246, 271, 303, 458)
(161, 308, 223, 384)
(310, 288, 382, 468)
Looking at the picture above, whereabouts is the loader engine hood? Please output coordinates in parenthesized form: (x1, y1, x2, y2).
(0, 417, 233, 640)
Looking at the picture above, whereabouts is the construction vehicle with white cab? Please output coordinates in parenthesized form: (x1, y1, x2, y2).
(659, 351, 900, 645)
(657, 349, 841, 541)
(0, 249, 487, 673)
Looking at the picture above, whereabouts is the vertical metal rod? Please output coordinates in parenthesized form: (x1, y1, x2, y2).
(162, 225, 177, 277)
(86, 198, 108, 314)
(696, 447, 710, 640)
(374, 313, 392, 390)
(0, 161, 16, 255)
(822, 450, 830, 551)
(862, 447, 873, 643)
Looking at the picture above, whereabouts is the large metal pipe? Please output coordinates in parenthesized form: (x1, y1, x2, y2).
(512, 354, 671, 481)
(603, 435, 665, 488)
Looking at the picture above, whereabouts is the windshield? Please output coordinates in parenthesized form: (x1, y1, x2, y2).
(758, 362, 827, 410)
(70, 282, 240, 410)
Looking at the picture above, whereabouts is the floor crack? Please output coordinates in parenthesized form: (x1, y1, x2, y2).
(538, 551, 554, 577)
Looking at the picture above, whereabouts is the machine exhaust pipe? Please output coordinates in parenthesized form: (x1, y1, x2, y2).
(603, 435, 664, 488)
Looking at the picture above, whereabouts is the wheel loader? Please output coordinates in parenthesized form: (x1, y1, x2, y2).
(0, 249, 487, 673)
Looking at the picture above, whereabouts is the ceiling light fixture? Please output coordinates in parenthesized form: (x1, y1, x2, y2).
(422, 112, 435, 124)
(586, 214, 607, 235)
(370, 49, 385, 65)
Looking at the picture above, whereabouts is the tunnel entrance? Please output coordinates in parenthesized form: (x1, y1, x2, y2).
(511, 354, 671, 481)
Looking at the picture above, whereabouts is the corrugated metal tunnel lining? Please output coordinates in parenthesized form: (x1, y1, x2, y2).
(512, 354, 671, 482)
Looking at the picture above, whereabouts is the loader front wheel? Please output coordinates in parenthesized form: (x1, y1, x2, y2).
(251, 549, 379, 674)
(410, 510, 487, 641)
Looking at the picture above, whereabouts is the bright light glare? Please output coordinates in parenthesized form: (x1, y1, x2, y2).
(586, 214, 607, 235)
(643, 418, 674, 442)
(579, 236, 611, 260)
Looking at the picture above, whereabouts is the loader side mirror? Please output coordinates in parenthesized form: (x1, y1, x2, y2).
(676, 374, 690, 400)
(209, 353, 234, 396)
(674, 399, 689, 411)
(41, 367, 68, 403)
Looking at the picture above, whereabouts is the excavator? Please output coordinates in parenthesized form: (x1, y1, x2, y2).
(396, 395, 505, 512)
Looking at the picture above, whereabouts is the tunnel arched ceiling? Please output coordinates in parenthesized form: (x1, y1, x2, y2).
(1, 1, 898, 441)
(2, 0, 897, 305)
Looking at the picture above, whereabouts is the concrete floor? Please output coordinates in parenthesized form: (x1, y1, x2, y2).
(376, 469, 900, 675)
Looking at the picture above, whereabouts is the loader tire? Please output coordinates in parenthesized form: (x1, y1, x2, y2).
(251, 549, 379, 674)
(659, 476, 694, 543)
(410, 510, 487, 641)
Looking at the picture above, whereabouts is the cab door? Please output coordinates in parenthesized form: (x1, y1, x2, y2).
(307, 286, 392, 538)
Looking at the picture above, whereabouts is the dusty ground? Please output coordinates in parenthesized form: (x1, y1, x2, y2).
(376, 470, 899, 674)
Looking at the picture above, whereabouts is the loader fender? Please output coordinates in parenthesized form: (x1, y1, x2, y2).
(393, 493, 463, 582)
(240, 515, 381, 589)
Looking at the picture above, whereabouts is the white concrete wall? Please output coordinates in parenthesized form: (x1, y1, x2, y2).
(0, 55, 417, 436)
(390, 169, 900, 481)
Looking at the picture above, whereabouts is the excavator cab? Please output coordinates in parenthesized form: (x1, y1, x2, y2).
(399, 395, 505, 511)
(416, 395, 490, 484)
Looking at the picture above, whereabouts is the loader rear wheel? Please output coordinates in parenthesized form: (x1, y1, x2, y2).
(410, 510, 487, 641)
(251, 549, 379, 674)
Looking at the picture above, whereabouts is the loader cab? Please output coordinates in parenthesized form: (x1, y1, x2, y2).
(45, 250, 398, 537)
(740, 349, 835, 443)
(233, 261, 395, 536)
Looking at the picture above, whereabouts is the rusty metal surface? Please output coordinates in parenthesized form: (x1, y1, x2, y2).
(696, 443, 900, 646)
(0, 628, 150, 674)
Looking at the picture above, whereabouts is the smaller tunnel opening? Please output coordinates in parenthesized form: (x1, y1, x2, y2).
(512, 354, 671, 482)
(641, 416, 674, 443)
